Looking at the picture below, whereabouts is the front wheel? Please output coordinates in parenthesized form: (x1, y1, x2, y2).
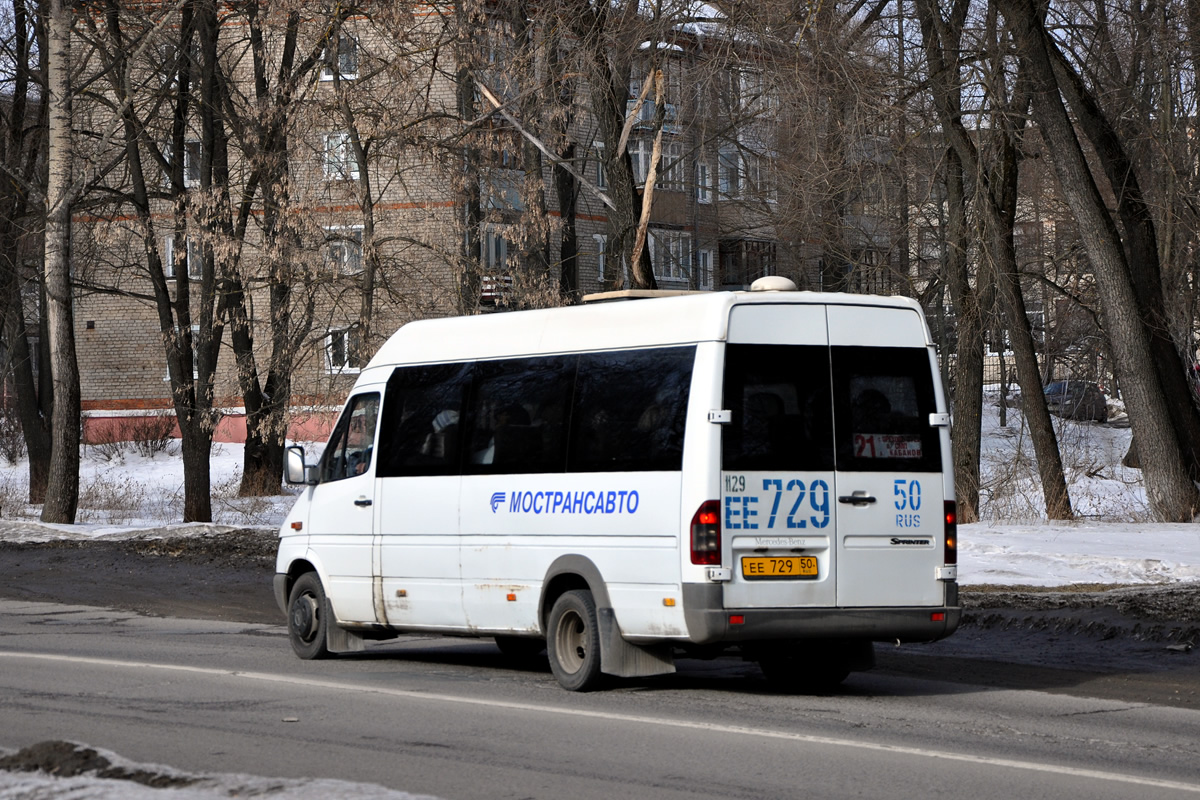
(546, 590, 604, 691)
(287, 572, 331, 660)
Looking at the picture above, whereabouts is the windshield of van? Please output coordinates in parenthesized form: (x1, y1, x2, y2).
(722, 344, 941, 473)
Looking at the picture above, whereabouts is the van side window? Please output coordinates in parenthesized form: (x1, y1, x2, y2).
(377, 363, 472, 477)
(320, 393, 380, 482)
(831, 346, 942, 472)
(463, 357, 574, 474)
(722, 344, 835, 471)
(570, 346, 695, 472)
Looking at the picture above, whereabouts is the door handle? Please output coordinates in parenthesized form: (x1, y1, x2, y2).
(354, 497, 373, 507)
(838, 492, 876, 506)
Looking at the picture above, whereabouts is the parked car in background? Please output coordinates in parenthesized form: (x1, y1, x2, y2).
(1044, 380, 1108, 422)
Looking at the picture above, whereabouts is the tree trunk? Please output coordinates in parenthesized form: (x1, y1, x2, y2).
(0, 240, 51, 504)
(0, 0, 50, 503)
(942, 147, 986, 522)
(41, 0, 79, 523)
(1047, 44, 1200, 481)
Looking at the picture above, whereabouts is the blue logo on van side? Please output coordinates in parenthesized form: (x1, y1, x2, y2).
(496, 490, 640, 515)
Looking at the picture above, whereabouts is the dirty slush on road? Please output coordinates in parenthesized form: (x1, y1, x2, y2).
(0, 527, 1197, 703)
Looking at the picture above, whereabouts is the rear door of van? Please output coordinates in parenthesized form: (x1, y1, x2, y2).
(721, 304, 838, 609)
(827, 305, 946, 608)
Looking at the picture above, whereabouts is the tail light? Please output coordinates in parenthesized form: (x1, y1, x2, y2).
(944, 500, 958, 565)
(690, 500, 721, 565)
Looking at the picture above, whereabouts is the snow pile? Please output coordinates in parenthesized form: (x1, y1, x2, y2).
(0, 741, 438, 800)
(961, 522, 1200, 586)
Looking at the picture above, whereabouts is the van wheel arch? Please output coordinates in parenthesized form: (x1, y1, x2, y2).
(539, 555, 611, 632)
(285, 559, 320, 598)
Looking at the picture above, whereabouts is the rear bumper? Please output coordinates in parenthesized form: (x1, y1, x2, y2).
(682, 583, 961, 645)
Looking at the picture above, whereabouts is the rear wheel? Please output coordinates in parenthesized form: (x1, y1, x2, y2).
(287, 572, 331, 660)
(546, 590, 603, 691)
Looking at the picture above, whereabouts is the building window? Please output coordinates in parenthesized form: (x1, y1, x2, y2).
(648, 229, 691, 282)
(325, 226, 363, 275)
(697, 161, 712, 204)
(323, 132, 360, 181)
(184, 140, 202, 187)
(163, 140, 202, 187)
(164, 325, 200, 381)
(594, 143, 607, 190)
(592, 233, 608, 282)
(697, 248, 713, 289)
(629, 138, 651, 186)
(720, 239, 776, 287)
(482, 225, 512, 272)
(164, 235, 202, 280)
(321, 32, 359, 80)
(326, 327, 364, 373)
(656, 141, 684, 192)
(718, 145, 739, 198)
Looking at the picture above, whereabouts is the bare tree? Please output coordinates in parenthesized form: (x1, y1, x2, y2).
(998, 0, 1200, 520)
(39, 0, 81, 523)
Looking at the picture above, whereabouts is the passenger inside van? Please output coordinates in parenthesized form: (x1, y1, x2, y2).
(851, 388, 892, 433)
(472, 403, 531, 465)
(420, 408, 460, 460)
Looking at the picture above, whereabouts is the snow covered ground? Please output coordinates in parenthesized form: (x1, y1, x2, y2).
(0, 393, 1197, 588)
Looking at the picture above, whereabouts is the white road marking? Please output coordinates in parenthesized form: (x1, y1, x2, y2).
(4, 650, 1198, 794)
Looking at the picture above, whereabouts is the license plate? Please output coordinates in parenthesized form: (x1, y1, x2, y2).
(741, 555, 819, 580)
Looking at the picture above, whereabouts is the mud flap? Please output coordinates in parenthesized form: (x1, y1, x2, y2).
(597, 607, 675, 678)
(324, 598, 365, 654)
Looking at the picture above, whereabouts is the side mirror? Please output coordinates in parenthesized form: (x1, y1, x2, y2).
(285, 445, 317, 485)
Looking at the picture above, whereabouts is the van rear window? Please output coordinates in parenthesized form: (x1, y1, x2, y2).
(722, 344, 941, 473)
(722, 344, 835, 472)
(831, 346, 942, 473)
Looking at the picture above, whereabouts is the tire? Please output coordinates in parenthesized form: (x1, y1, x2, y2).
(546, 590, 604, 691)
(287, 572, 332, 660)
(494, 635, 546, 660)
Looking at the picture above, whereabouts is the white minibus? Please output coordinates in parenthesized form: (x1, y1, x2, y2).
(276, 277, 960, 691)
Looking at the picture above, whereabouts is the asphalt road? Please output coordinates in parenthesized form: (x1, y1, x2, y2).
(1, 598, 1199, 799)
(1, 533, 1199, 798)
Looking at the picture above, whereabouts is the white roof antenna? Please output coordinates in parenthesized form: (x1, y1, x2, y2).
(749, 276, 798, 292)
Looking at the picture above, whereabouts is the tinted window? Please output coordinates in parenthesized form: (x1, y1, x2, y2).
(463, 356, 574, 475)
(831, 346, 941, 472)
(722, 344, 834, 471)
(320, 393, 380, 482)
(377, 363, 472, 477)
(569, 347, 695, 472)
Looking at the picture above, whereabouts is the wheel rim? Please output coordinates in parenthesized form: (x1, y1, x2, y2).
(554, 608, 587, 674)
(291, 592, 320, 645)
